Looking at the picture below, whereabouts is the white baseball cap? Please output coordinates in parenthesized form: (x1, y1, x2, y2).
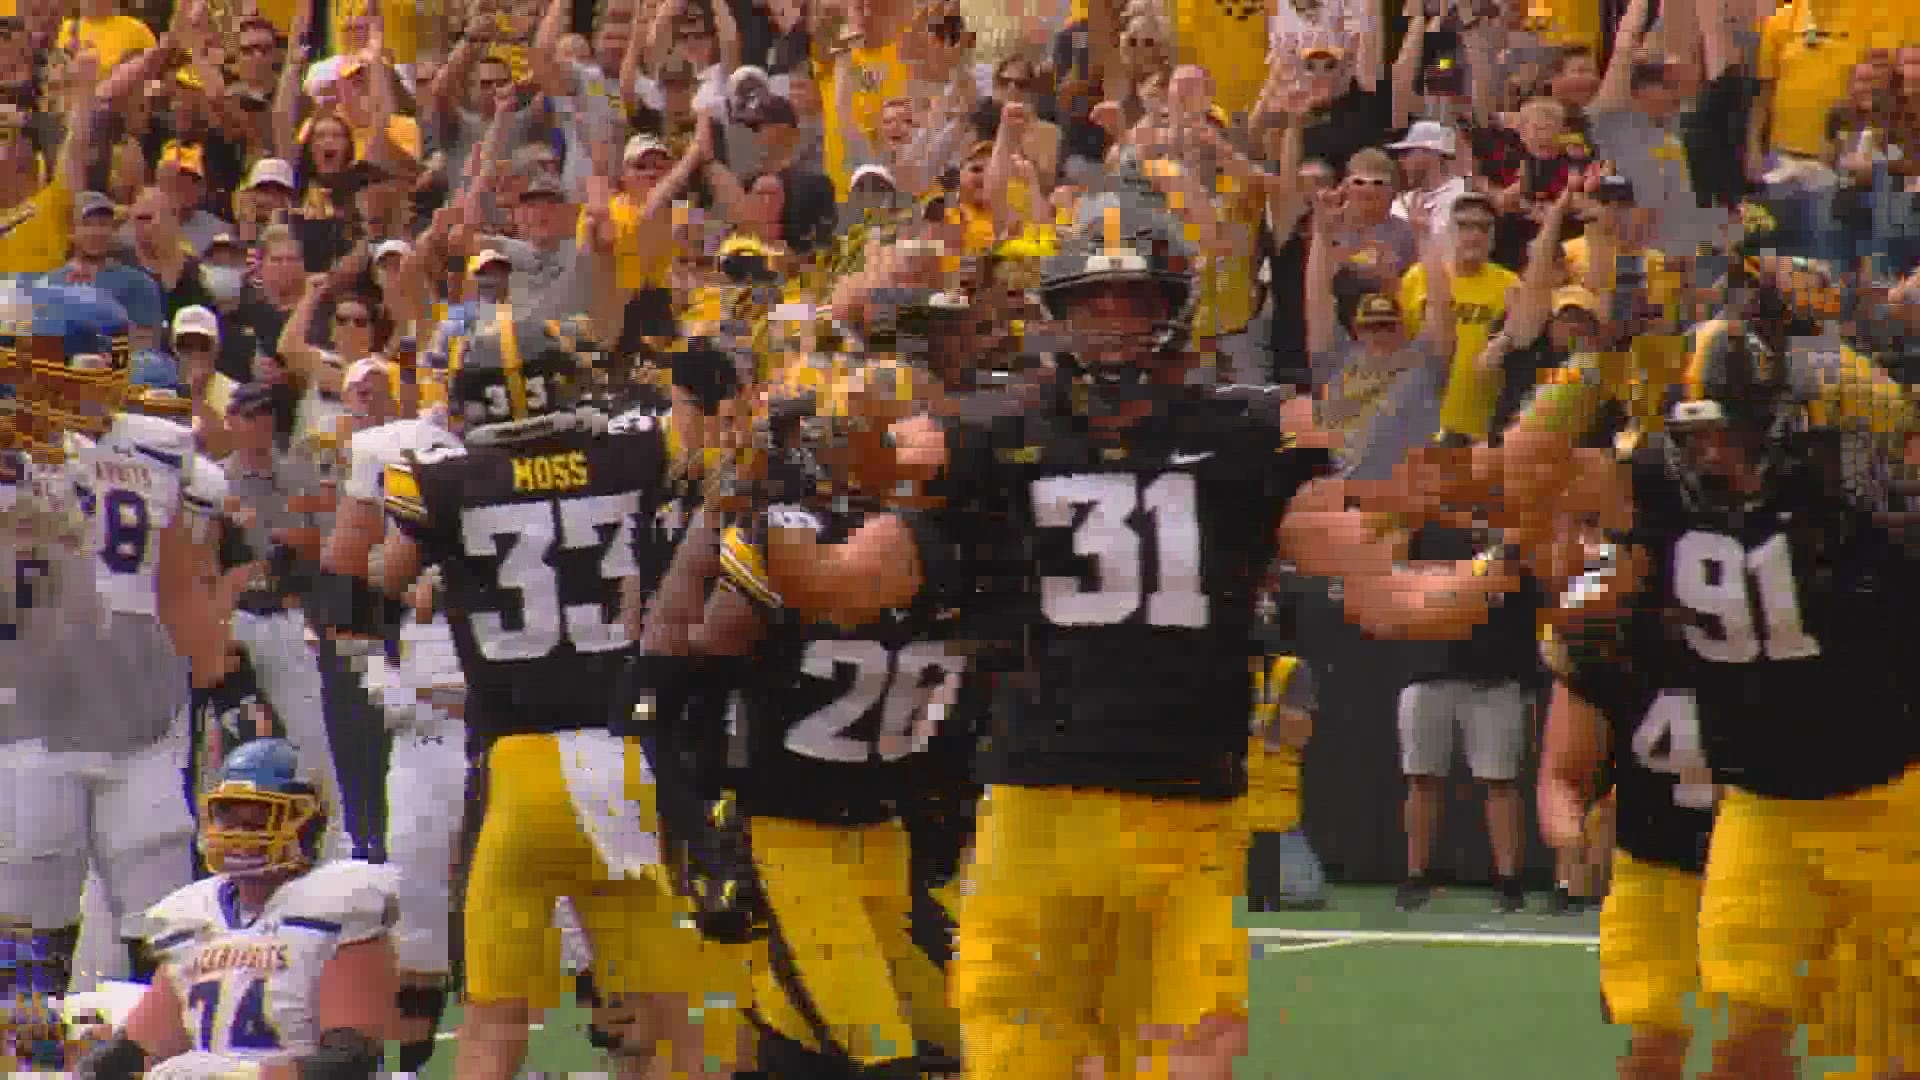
(244, 157, 297, 191)
(171, 305, 220, 344)
(373, 239, 413, 262)
(1387, 121, 1458, 157)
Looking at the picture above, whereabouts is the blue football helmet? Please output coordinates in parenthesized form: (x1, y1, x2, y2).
(198, 738, 327, 877)
(0, 281, 134, 461)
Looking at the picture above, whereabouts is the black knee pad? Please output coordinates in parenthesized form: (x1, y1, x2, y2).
(586, 1021, 624, 1053)
(396, 983, 447, 1022)
(120, 935, 160, 985)
(574, 968, 603, 1009)
(393, 983, 446, 1071)
(397, 1040, 437, 1072)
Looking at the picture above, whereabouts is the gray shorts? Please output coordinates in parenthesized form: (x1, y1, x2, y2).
(1396, 680, 1531, 782)
(11, 611, 189, 755)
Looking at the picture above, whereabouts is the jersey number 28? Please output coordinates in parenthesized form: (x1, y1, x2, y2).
(1031, 472, 1208, 628)
(1673, 531, 1822, 663)
(461, 494, 640, 661)
(788, 640, 965, 763)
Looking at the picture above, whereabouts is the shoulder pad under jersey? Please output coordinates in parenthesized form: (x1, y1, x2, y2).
(346, 419, 459, 504)
(181, 454, 229, 518)
(132, 877, 227, 961)
(718, 523, 781, 609)
(383, 460, 428, 525)
(101, 413, 193, 470)
(273, 860, 401, 945)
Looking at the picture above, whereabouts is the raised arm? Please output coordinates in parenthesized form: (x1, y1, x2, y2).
(274, 0, 317, 162)
(1304, 188, 1341, 357)
(1591, 0, 1651, 115)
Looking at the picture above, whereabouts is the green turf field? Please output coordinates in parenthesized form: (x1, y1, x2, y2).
(403, 884, 1863, 1079)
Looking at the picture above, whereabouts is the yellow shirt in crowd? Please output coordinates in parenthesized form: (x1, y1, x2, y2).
(0, 178, 72, 276)
(598, 193, 675, 292)
(1170, 0, 1270, 122)
(1400, 259, 1520, 441)
(56, 16, 156, 71)
(1759, 1, 1919, 158)
(815, 41, 911, 198)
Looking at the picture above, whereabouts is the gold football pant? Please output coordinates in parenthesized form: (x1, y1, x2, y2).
(1700, 764, 1920, 1065)
(953, 785, 1249, 1080)
(749, 815, 961, 1064)
(1598, 850, 1703, 1034)
(463, 731, 750, 1068)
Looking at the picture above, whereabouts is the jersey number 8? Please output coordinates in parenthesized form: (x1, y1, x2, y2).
(461, 494, 640, 661)
(1031, 472, 1208, 628)
(1673, 532, 1822, 664)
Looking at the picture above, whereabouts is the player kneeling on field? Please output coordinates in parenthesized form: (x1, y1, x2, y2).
(76, 739, 397, 1080)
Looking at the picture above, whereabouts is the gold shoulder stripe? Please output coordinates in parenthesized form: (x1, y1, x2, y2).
(383, 462, 427, 523)
(719, 526, 781, 608)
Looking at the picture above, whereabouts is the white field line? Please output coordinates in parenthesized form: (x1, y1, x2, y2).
(1268, 938, 1365, 954)
(1249, 927, 1600, 947)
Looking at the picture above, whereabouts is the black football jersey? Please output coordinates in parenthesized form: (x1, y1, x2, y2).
(1557, 612, 1714, 873)
(718, 505, 968, 824)
(1628, 447, 1920, 799)
(385, 412, 666, 738)
(939, 386, 1332, 799)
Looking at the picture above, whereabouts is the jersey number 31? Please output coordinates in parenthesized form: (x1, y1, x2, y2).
(1032, 472, 1208, 628)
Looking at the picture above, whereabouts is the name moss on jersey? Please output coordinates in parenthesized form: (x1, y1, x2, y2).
(133, 861, 398, 1060)
(382, 412, 666, 730)
(718, 509, 966, 824)
(344, 418, 461, 506)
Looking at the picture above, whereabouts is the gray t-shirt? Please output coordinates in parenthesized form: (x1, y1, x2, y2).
(1588, 106, 1721, 257)
(1312, 334, 1450, 482)
(493, 235, 602, 324)
(224, 450, 327, 561)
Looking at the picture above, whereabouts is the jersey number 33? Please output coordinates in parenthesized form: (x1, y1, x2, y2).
(462, 494, 641, 661)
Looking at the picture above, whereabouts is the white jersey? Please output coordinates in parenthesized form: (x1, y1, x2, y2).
(69, 415, 193, 617)
(343, 418, 458, 506)
(136, 861, 398, 1061)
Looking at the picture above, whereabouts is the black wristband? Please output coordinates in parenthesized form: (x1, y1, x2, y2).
(304, 571, 407, 639)
(75, 1035, 147, 1080)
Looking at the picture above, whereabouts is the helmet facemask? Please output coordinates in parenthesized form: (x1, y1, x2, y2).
(199, 782, 323, 878)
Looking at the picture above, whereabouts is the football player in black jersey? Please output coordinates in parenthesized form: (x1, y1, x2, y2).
(689, 360, 965, 1078)
(1538, 596, 1716, 1080)
(1531, 336, 1920, 1080)
(377, 313, 747, 1080)
(746, 191, 1521, 1080)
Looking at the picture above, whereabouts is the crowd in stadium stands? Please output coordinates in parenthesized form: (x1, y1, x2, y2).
(6, 0, 1920, 1041)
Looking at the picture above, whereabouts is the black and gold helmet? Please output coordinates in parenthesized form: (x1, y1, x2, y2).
(1036, 188, 1196, 381)
(444, 308, 599, 444)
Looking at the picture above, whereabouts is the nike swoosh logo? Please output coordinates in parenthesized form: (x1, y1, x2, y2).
(1169, 452, 1214, 466)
